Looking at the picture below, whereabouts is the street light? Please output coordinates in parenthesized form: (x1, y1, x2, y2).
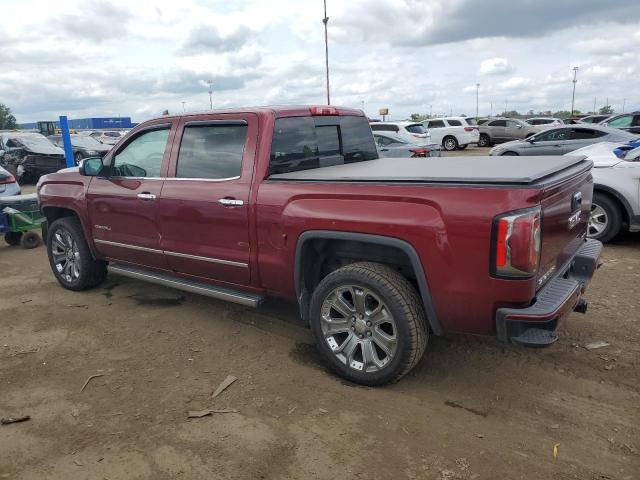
(207, 80, 213, 110)
(475, 83, 480, 120)
(570, 66, 579, 116)
(322, 0, 330, 105)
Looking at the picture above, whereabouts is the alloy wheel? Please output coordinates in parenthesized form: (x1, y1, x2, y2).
(588, 203, 608, 237)
(51, 229, 81, 282)
(320, 285, 398, 373)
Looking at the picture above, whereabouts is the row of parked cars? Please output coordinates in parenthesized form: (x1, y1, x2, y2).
(0, 130, 127, 184)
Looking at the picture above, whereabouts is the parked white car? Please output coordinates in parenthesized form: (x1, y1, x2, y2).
(82, 130, 127, 145)
(565, 141, 640, 242)
(525, 117, 564, 127)
(422, 117, 479, 151)
(369, 122, 430, 141)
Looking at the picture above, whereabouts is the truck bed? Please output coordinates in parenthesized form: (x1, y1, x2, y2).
(269, 155, 590, 186)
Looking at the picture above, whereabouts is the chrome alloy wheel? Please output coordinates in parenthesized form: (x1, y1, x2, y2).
(51, 229, 81, 282)
(588, 203, 608, 237)
(320, 285, 398, 373)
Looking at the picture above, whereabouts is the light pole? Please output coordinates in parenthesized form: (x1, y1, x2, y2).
(475, 83, 480, 120)
(622, 98, 626, 113)
(429, 104, 432, 118)
(182, 101, 186, 113)
(322, 0, 330, 105)
(207, 80, 213, 110)
(570, 66, 579, 116)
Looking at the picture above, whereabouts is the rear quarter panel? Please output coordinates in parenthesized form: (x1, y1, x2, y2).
(256, 181, 544, 335)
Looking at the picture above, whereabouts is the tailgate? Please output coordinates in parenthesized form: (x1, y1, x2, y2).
(537, 169, 593, 289)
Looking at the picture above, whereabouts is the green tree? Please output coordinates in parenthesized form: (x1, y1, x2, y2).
(599, 105, 614, 115)
(0, 103, 17, 129)
(409, 113, 428, 122)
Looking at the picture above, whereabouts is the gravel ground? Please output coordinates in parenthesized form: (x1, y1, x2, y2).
(1, 175, 638, 480)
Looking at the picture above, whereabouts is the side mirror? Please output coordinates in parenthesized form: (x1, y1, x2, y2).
(79, 157, 104, 176)
(517, 124, 523, 129)
(601, 122, 608, 127)
(527, 137, 536, 143)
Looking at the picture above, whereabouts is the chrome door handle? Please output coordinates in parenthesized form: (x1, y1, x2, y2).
(218, 198, 244, 206)
(137, 193, 156, 201)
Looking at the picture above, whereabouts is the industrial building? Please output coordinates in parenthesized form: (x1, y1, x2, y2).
(19, 117, 136, 130)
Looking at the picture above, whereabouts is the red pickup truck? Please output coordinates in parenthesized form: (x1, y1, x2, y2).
(37, 106, 602, 385)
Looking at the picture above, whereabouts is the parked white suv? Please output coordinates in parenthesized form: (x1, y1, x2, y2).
(422, 117, 479, 151)
(369, 122, 430, 141)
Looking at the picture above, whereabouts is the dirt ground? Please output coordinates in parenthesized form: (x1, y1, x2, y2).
(1, 167, 639, 480)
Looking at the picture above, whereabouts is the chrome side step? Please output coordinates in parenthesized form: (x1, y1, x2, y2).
(108, 263, 264, 308)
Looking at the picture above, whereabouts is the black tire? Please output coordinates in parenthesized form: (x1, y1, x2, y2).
(478, 134, 491, 147)
(442, 136, 458, 151)
(501, 151, 519, 156)
(309, 262, 428, 386)
(74, 152, 83, 165)
(589, 193, 622, 243)
(4, 232, 23, 246)
(20, 231, 41, 249)
(47, 216, 107, 291)
(456, 144, 468, 150)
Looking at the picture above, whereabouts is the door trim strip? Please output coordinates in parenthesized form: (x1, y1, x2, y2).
(94, 239, 249, 268)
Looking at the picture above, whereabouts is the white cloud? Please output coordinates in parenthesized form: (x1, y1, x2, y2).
(479, 57, 513, 76)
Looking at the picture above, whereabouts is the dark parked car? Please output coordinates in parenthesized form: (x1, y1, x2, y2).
(48, 134, 111, 164)
(600, 112, 640, 134)
(0, 132, 66, 184)
(373, 132, 441, 157)
(580, 115, 610, 124)
(0, 165, 21, 196)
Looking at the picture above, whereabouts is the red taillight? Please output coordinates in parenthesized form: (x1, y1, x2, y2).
(310, 106, 339, 116)
(464, 127, 476, 132)
(491, 207, 541, 278)
(0, 174, 16, 185)
(410, 148, 430, 157)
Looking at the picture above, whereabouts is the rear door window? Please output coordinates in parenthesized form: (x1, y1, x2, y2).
(427, 120, 445, 128)
(177, 124, 247, 179)
(488, 120, 506, 127)
(569, 128, 606, 140)
(270, 116, 378, 175)
(370, 124, 398, 132)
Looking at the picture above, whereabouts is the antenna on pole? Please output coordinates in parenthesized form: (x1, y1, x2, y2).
(570, 66, 579, 116)
(323, 0, 331, 105)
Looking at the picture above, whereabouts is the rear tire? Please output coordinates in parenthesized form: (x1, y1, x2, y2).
(47, 216, 107, 291)
(20, 231, 41, 249)
(4, 232, 23, 246)
(442, 136, 458, 151)
(478, 134, 491, 147)
(309, 262, 428, 386)
(589, 193, 622, 243)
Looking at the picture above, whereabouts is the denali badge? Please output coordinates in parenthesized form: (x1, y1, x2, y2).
(94, 225, 111, 231)
(568, 211, 581, 230)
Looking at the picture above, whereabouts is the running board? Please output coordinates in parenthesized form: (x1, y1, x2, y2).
(108, 263, 264, 308)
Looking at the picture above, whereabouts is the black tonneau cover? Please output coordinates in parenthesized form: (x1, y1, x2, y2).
(269, 155, 591, 185)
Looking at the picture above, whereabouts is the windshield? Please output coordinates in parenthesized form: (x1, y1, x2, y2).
(71, 136, 106, 149)
(624, 147, 640, 161)
(7, 134, 63, 155)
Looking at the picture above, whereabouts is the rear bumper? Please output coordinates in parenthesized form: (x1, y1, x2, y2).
(495, 239, 603, 346)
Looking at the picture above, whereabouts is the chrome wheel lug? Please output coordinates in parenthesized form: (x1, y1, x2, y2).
(351, 326, 355, 331)
(366, 321, 372, 327)
(366, 331, 372, 337)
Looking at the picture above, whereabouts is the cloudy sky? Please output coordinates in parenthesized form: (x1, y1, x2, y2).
(1, 0, 639, 123)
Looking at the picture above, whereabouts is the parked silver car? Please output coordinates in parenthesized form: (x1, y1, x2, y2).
(0, 165, 21, 196)
(373, 132, 441, 157)
(525, 117, 564, 127)
(489, 124, 638, 156)
(478, 118, 540, 147)
(565, 142, 640, 242)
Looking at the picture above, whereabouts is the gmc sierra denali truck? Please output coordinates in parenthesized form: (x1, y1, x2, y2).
(37, 106, 602, 385)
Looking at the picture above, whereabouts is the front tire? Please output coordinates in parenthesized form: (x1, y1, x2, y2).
(20, 231, 41, 249)
(309, 262, 428, 386)
(589, 193, 622, 243)
(442, 136, 458, 151)
(47, 216, 107, 290)
(4, 232, 23, 246)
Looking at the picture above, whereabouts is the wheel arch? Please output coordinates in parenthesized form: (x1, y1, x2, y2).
(294, 230, 443, 335)
(593, 184, 632, 225)
(41, 205, 98, 258)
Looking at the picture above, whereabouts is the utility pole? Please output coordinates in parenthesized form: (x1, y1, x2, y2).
(505, 100, 508, 115)
(593, 96, 596, 114)
(429, 105, 432, 118)
(570, 66, 579, 116)
(475, 83, 480, 120)
(207, 80, 213, 110)
(322, 0, 331, 105)
(490, 101, 493, 117)
(182, 101, 186, 113)
(622, 98, 626, 113)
